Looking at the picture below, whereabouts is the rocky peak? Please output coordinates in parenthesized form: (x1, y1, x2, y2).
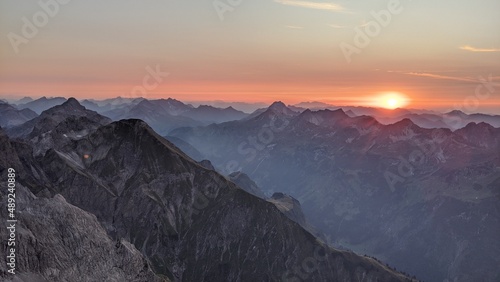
(268, 101, 292, 114)
(41, 97, 85, 116)
(296, 108, 349, 127)
(387, 118, 418, 130)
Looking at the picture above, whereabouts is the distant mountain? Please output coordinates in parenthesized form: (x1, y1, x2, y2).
(80, 99, 102, 111)
(242, 101, 298, 121)
(14, 96, 34, 104)
(0, 116, 413, 281)
(191, 100, 268, 113)
(88, 96, 139, 107)
(105, 99, 202, 135)
(293, 102, 500, 130)
(7, 98, 111, 156)
(0, 101, 37, 128)
(267, 101, 298, 116)
(171, 101, 500, 281)
(81, 97, 145, 114)
(152, 98, 194, 115)
(345, 109, 357, 117)
(101, 98, 247, 134)
(375, 110, 500, 130)
(228, 171, 267, 198)
(180, 105, 248, 123)
(164, 135, 205, 161)
(99, 98, 191, 117)
(294, 101, 335, 109)
(17, 96, 67, 114)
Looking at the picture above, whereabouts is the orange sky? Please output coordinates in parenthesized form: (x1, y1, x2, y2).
(1, 0, 499, 113)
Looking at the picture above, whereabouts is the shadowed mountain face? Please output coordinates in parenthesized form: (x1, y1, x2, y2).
(171, 103, 500, 281)
(0, 100, 413, 281)
(0, 128, 167, 282)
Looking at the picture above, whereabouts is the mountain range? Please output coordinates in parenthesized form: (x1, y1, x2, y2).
(0, 98, 415, 281)
(171, 101, 500, 281)
(6, 96, 500, 132)
(291, 102, 500, 130)
(4, 97, 249, 136)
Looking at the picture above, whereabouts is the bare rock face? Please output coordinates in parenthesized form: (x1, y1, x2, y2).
(0, 130, 167, 282)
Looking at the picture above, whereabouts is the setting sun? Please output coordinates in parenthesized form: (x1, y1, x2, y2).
(375, 92, 410, 110)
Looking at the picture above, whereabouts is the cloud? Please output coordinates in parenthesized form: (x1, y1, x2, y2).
(396, 71, 500, 84)
(284, 25, 304, 29)
(274, 0, 343, 11)
(460, 45, 500, 52)
(404, 72, 477, 83)
(328, 24, 349, 29)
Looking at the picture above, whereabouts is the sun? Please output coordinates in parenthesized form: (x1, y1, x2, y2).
(376, 92, 410, 110)
(386, 98, 399, 109)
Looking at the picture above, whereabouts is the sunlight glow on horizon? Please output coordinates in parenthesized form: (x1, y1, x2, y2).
(375, 92, 411, 110)
(0, 0, 499, 113)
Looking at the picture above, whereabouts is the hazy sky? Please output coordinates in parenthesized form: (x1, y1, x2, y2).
(1, 0, 499, 112)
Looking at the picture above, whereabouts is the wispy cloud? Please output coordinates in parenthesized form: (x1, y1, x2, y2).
(285, 25, 304, 29)
(393, 71, 500, 83)
(328, 24, 349, 29)
(404, 72, 477, 83)
(274, 0, 343, 12)
(460, 45, 500, 52)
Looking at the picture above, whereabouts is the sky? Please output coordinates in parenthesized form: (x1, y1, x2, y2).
(1, 0, 499, 113)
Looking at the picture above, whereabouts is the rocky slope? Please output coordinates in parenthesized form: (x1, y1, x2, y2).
(0, 128, 166, 282)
